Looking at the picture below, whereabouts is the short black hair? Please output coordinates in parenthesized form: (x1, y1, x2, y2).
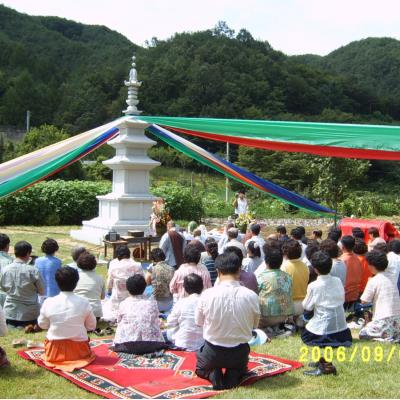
(276, 225, 286, 235)
(366, 250, 388, 271)
(368, 227, 380, 238)
(0, 234, 10, 251)
(227, 228, 239, 239)
(353, 239, 368, 255)
(55, 266, 79, 291)
(264, 248, 283, 269)
(184, 244, 201, 264)
(327, 227, 342, 243)
(188, 239, 206, 253)
(312, 230, 322, 238)
(374, 242, 388, 254)
(247, 240, 261, 258)
(150, 248, 166, 262)
(224, 246, 244, 265)
(238, 189, 246, 194)
(126, 274, 147, 295)
(319, 239, 340, 258)
(388, 239, 400, 255)
(77, 252, 97, 270)
(183, 273, 204, 295)
(306, 242, 320, 261)
(250, 224, 261, 236)
(297, 226, 306, 236)
(311, 251, 332, 275)
(290, 227, 303, 240)
(341, 235, 355, 251)
(282, 239, 302, 260)
(71, 246, 87, 262)
(204, 237, 216, 246)
(14, 241, 32, 258)
(263, 238, 282, 256)
(215, 252, 241, 275)
(41, 238, 59, 255)
(116, 245, 130, 260)
(352, 227, 365, 239)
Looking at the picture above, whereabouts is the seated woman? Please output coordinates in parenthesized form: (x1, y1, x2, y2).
(35, 238, 62, 304)
(38, 267, 96, 372)
(107, 246, 144, 320)
(145, 248, 175, 313)
(243, 241, 263, 274)
(301, 251, 352, 347)
(203, 241, 218, 285)
(112, 275, 166, 354)
(74, 252, 105, 320)
(166, 274, 204, 351)
(257, 248, 294, 328)
(359, 251, 400, 341)
(169, 245, 211, 301)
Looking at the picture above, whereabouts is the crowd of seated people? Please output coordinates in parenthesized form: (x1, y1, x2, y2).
(1, 219, 400, 385)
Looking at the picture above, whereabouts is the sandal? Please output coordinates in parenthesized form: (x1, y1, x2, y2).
(93, 328, 104, 336)
(12, 339, 28, 348)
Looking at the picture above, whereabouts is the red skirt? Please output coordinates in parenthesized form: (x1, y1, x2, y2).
(43, 339, 95, 372)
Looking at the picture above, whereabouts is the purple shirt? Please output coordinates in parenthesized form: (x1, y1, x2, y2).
(240, 270, 258, 294)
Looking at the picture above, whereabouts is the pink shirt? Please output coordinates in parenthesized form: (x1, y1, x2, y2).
(169, 263, 212, 300)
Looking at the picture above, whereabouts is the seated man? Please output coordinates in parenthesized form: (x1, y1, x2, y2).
(223, 227, 246, 257)
(112, 275, 166, 354)
(166, 274, 204, 351)
(359, 251, 400, 341)
(195, 252, 260, 390)
(257, 248, 294, 329)
(0, 233, 13, 307)
(38, 267, 96, 372)
(281, 240, 309, 326)
(0, 302, 9, 368)
(301, 251, 352, 347)
(0, 241, 44, 328)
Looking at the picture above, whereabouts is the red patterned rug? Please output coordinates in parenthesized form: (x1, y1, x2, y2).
(18, 338, 302, 399)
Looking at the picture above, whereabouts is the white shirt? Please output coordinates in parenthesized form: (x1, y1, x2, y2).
(38, 292, 96, 341)
(0, 304, 7, 337)
(245, 236, 265, 260)
(74, 270, 105, 318)
(330, 259, 347, 287)
(195, 280, 260, 347)
(302, 275, 347, 335)
(368, 237, 386, 252)
(298, 240, 307, 261)
(235, 198, 248, 215)
(254, 261, 267, 279)
(223, 239, 246, 257)
(167, 293, 204, 351)
(361, 271, 400, 321)
(242, 256, 263, 274)
(387, 252, 400, 282)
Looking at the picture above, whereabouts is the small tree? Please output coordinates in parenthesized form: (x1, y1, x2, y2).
(309, 157, 370, 211)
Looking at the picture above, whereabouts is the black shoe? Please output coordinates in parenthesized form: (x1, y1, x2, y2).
(210, 368, 224, 390)
(308, 357, 327, 368)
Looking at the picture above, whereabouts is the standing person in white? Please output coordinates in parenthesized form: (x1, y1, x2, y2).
(233, 190, 248, 217)
(195, 252, 260, 390)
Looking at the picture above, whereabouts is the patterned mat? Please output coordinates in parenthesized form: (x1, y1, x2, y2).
(18, 338, 302, 399)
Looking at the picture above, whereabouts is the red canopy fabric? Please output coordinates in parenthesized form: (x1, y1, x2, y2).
(339, 218, 400, 241)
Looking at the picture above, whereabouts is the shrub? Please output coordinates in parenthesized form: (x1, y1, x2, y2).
(0, 180, 111, 225)
(151, 184, 204, 221)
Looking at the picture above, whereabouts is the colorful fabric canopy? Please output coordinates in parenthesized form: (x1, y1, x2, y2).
(0, 118, 122, 198)
(147, 124, 335, 216)
(138, 116, 400, 160)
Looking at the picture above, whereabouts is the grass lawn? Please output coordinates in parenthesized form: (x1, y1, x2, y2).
(0, 226, 400, 398)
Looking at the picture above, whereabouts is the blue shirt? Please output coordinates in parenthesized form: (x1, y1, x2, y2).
(35, 255, 62, 297)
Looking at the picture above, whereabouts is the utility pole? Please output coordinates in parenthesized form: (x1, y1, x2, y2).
(26, 110, 31, 133)
(225, 142, 230, 203)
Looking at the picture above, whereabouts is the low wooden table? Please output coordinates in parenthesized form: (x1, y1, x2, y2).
(104, 236, 161, 260)
(103, 239, 128, 259)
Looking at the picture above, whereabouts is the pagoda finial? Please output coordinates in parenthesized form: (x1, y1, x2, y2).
(123, 54, 142, 115)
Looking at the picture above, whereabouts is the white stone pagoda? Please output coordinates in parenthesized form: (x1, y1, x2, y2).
(70, 55, 160, 245)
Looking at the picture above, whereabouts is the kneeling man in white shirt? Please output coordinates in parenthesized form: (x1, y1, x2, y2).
(195, 252, 260, 390)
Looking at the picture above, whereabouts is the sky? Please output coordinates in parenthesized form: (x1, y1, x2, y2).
(2, 0, 400, 55)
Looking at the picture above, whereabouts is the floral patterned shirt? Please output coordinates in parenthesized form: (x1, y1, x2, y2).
(148, 261, 175, 300)
(114, 295, 164, 344)
(257, 269, 294, 317)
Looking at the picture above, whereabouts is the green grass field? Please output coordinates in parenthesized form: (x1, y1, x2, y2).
(0, 226, 399, 398)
